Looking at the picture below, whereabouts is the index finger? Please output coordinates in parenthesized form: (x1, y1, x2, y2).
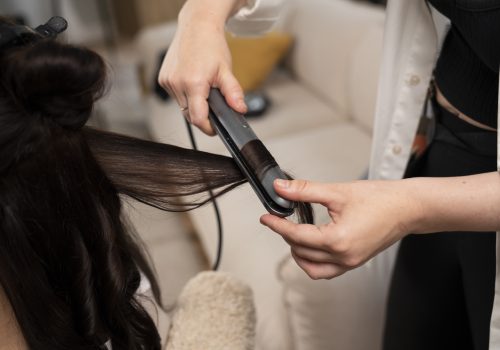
(187, 94, 215, 135)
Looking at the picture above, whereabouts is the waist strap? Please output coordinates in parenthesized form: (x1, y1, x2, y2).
(433, 109, 496, 158)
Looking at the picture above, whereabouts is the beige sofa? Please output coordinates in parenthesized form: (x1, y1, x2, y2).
(136, 0, 397, 349)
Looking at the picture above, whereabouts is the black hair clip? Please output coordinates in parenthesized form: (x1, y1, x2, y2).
(0, 16, 68, 50)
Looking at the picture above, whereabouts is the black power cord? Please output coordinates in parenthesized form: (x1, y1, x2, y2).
(184, 119, 223, 271)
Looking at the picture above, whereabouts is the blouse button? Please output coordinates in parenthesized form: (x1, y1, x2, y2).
(408, 75, 421, 86)
(392, 145, 402, 155)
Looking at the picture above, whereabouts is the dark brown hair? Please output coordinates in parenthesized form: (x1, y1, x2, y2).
(0, 29, 312, 349)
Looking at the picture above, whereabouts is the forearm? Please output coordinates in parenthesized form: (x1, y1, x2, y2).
(406, 172, 500, 234)
(179, 0, 248, 31)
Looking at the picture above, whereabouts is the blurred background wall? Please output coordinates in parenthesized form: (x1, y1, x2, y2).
(0, 0, 105, 43)
(1, 0, 386, 43)
(0, 0, 53, 26)
(111, 0, 185, 37)
(0, 0, 186, 43)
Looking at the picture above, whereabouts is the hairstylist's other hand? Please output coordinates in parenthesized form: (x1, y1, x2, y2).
(158, 0, 248, 135)
(260, 179, 423, 279)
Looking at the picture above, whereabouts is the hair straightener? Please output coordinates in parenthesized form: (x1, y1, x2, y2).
(208, 88, 295, 217)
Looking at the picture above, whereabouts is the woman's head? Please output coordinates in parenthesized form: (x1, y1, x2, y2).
(0, 21, 206, 350)
(0, 19, 312, 349)
(0, 26, 164, 349)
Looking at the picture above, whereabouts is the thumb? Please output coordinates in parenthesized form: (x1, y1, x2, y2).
(274, 179, 333, 205)
(217, 68, 247, 114)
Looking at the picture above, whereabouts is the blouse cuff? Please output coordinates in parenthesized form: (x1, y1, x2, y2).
(226, 0, 283, 36)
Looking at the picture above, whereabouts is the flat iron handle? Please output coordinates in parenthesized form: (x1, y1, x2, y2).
(207, 88, 295, 217)
(207, 89, 257, 148)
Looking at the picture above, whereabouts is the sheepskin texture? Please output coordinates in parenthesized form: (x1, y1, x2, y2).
(166, 271, 256, 350)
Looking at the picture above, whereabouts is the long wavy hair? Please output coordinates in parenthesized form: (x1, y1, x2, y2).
(0, 22, 312, 350)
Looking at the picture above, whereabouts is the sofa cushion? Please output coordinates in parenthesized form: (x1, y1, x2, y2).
(279, 246, 397, 350)
(283, 0, 384, 119)
(227, 32, 293, 92)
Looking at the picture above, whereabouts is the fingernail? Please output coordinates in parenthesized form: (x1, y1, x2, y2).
(275, 179, 289, 188)
(233, 95, 244, 107)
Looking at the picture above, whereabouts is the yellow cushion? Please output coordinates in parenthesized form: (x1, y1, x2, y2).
(226, 32, 293, 92)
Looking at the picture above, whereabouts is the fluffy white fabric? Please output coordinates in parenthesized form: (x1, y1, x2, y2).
(166, 271, 256, 350)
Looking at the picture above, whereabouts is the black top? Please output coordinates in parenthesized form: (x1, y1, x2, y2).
(427, 0, 500, 128)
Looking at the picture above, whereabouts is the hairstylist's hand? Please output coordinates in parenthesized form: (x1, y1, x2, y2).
(260, 179, 423, 279)
(158, 0, 247, 135)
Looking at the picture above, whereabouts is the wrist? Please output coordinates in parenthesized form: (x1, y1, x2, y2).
(395, 178, 427, 236)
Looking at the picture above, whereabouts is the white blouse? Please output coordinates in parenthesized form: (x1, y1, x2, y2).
(227, 0, 284, 36)
(228, 0, 500, 347)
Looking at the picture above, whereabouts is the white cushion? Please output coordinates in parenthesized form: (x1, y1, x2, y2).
(283, 0, 384, 118)
(279, 246, 397, 350)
